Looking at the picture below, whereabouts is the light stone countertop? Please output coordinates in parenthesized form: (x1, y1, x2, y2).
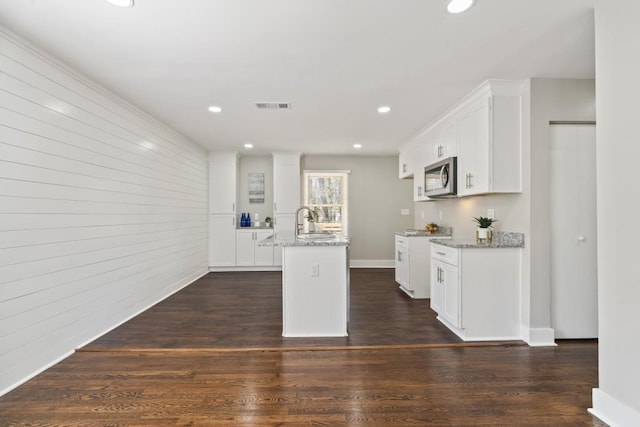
(430, 231, 525, 249)
(258, 231, 350, 247)
(395, 226, 453, 238)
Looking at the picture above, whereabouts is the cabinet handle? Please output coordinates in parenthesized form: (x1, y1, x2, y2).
(436, 251, 446, 256)
(468, 173, 473, 189)
(397, 251, 402, 262)
(232, 203, 235, 212)
(403, 163, 407, 173)
(437, 266, 442, 283)
(418, 186, 422, 197)
(274, 202, 277, 211)
(232, 217, 235, 225)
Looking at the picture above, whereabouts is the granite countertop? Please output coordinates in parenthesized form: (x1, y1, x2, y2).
(395, 226, 453, 238)
(430, 231, 525, 249)
(236, 225, 274, 230)
(258, 231, 350, 247)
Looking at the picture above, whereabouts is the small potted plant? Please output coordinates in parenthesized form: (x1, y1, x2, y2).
(425, 223, 439, 233)
(473, 216, 497, 243)
(305, 209, 319, 232)
(265, 216, 272, 228)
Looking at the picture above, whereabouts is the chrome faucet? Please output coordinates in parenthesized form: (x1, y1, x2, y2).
(295, 206, 312, 237)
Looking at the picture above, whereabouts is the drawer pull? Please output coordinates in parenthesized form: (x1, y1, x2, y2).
(436, 251, 447, 256)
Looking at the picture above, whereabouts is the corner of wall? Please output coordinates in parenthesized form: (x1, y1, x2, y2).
(590, 388, 640, 427)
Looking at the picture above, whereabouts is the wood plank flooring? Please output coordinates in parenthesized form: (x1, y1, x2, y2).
(0, 269, 605, 426)
(84, 269, 464, 350)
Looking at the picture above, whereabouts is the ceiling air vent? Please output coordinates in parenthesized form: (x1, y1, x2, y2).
(255, 102, 291, 110)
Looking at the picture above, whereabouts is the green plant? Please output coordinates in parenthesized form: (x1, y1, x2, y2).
(305, 208, 318, 222)
(427, 223, 438, 227)
(473, 216, 497, 228)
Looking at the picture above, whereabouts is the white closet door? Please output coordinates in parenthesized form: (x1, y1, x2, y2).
(550, 124, 598, 338)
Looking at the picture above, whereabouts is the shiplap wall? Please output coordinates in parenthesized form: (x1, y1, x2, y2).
(0, 27, 209, 394)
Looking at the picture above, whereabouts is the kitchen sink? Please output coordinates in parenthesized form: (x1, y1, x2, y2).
(297, 232, 336, 241)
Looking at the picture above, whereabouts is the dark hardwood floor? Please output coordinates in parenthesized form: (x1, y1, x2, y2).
(0, 269, 605, 426)
(84, 269, 463, 350)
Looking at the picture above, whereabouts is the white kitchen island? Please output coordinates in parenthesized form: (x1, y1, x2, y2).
(259, 231, 350, 337)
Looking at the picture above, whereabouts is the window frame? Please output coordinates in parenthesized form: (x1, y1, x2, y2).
(303, 170, 350, 236)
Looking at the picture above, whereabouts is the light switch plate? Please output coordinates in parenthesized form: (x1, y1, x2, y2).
(400, 209, 410, 216)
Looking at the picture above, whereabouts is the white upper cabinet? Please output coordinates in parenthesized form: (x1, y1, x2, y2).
(399, 79, 524, 199)
(208, 151, 238, 214)
(429, 118, 458, 163)
(273, 152, 301, 214)
(457, 81, 524, 197)
(398, 142, 415, 179)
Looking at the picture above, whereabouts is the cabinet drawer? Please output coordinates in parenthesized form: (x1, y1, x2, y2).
(395, 235, 408, 246)
(431, 243, 459, 266)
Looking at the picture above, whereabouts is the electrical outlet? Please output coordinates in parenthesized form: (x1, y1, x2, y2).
(401, 209, 410, 216)
(310, 264, 320, 277)
(487, 209, 495, 219)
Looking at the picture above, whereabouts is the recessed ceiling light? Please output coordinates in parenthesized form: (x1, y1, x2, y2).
(208, 105, 222, 113)
(447, 0, 475, 14)
(377, 105, 391, 114)
(106, 0, 135, 7)
(353, 144, 363, 149)
(244, 143, 254, 149)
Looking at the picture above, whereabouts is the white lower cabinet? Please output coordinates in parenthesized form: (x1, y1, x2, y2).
(236, 229, 274, 267)
(209, 214, 237, 267)
(430, 242, 520, 341)
(395, 235, 450, 299)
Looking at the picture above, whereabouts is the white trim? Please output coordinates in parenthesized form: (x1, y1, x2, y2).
(590, 388, 640, 427)
(209, 266, 282, 272)
(303, 170, 351, 174)
(521, 326, 557, 347)
(349, 259, 394, 268)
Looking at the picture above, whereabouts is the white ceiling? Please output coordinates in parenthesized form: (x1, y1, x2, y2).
(0, 0, 596, 155)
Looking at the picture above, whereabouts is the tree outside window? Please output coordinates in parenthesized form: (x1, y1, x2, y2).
(304, 171, 349, 235)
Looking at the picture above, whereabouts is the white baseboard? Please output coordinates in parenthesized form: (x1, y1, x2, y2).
(521, 326, 557, 347)
(209, 262, 394, 270)
(0, 268, 209, 398)
(209, 266, 282, 272)
(590, 388, 640, 427)
(349, 259, 394, 268)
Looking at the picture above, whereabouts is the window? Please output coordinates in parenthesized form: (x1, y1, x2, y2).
(303, 170, 349, 235)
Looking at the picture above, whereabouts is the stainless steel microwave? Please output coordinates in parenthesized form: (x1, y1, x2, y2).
(424, 157, 457, 198)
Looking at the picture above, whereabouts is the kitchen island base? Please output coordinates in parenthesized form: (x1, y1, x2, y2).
(282, 245, 349, 337)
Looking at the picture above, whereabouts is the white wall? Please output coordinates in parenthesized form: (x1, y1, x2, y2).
(0, 27, 209, 395)
(302, 155, 414, 265)
(591, 1, 640, 425)
(414, 78, 595, 345)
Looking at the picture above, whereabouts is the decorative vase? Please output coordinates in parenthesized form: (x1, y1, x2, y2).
(476, 227, 493, 244)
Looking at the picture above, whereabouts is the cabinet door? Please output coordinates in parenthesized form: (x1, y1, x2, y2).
(430, 259, 444, 313)
(209, 153, 237, 214)
(399, 145, 413, 179)
(273, 154, 300, 213)
(441, 262, 460, 327)
(254, 230, 274, 266)
(457, 97, 489, 196)
(395, 241, 409, 288)
(235, 230, 255, 266)
(209, 215, 236, 266)
(441, 118, 457, 158)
